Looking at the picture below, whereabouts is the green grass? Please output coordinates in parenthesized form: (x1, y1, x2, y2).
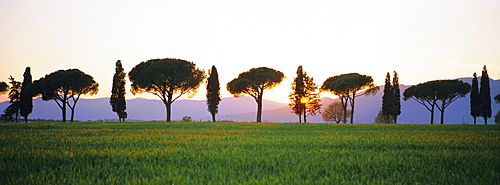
(1, 122, 499, 184)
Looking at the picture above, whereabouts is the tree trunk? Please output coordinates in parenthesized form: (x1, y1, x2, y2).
(303, 113, 307, 123)
(212, 113, 216, 122)
(70, 107, 75, 122)
(166, 102, 172, 122)
(24, 116, 28, 123)
(62, 103, 67, 122)
(484, 117, 487, 125)
(429, 104, 434, 124)
(394, 116, 398, 124)
(341, 97, 348, 124)
(350, 94, 356, 124)
(298, 113, 302, 123)
(256, 92, 263, 123)
(440, 110, 444, 124)
(473, 117, 476, 125)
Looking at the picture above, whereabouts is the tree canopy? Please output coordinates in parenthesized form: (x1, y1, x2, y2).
(321, 73, 377, 123)
(0, 82, 8, 95)
(479, 65, 491, 124)
(110, 60, 127, 122)
(289, 66, 321, 123)
(227, 67, 284, 122)
(381, 71, 401, 123)
(20, 67, 33, 123)
(470, 72, 480, 124)
(1, 76, 21, 122)
(129, 58, 205, 122)
(33, 69, 99, 122)
(404, 79, 470, 124)
(206, 65, 221, 122)
(322, 102, 351, 123)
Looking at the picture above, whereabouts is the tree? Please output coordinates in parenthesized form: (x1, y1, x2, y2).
(403, 82, 438, 124)
(110, 60, 127, 122)
(206, 65, 221, 122)
(0, 81, 8, 94)
(321, 73, 378, 124)
(434, 80, 470, 124)
(381, 72, 392, 123)
(289, 66, 321, 123)
(322, 101, 351, 123)
(129, 58, 205, 122)
(404, 80, 470, 124)
(33, 69, 99, 122)
(227, 67, 284, 122)
(20, 67, 33, 123)
(382, 71, 402, 124)
(182, 116, 192, 122)
(479, 65, 491, 124)
(495, 94, 500, 124)
(1, 76, 21, 122)
(470, 72, 480, 125)
(374, 108, 395, 124)
(391, 71, 401, 123)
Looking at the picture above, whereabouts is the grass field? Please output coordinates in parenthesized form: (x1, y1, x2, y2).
(0, 122, 499, 184)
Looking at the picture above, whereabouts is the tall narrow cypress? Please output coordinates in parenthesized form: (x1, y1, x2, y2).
(20, 67, 33, 123)
(391, 71, 401, 124)
(479, 65, 491, 124)
(470, 72, 480, 125)
(381, 72, 392, 123)
(206, 65, 221, 122)
(110, 60, 127, 122)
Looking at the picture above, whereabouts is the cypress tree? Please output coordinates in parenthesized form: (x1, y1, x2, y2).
(2, 76, 21, 122)
(206, 65, 221, 122)
(479, 65, 491, 124)
(20, 67, 33, 123)
(381, 72, 392, 123)
(289, 66, 306, 123)
(470, 72, 480, 125)
(110, 60, 127, 122)
(391, 71, 401, 124)
(289, 66, 321, 123)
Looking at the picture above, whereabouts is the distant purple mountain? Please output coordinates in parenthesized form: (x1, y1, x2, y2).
(0, 78, 498, 124)
(0, 96, 287, 122)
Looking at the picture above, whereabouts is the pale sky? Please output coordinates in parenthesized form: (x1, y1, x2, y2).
(1, 0, 499, 103)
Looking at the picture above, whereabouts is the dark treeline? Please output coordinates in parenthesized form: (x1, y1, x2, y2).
(1, 59, 498, 124)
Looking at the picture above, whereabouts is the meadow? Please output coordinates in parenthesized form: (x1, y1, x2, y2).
(0, 122, 499, 184)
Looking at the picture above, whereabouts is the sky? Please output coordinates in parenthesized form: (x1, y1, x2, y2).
(1, 0, 499, 103)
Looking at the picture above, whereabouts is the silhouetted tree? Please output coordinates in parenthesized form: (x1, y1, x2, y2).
(403, 82, 439, 124)
(479, 65, 491, 124)
(289, 66, 321, 123)
(0, 82, 8, 94)
(1, 76, 21, 122)
(110, 60, 127, 122)
(435, 80, 470, 124)
(381, 72, 392, 123)
(470, 72, 480, 125)
(391, 71, 401, 123)
(494, 94, 500, 124)
(322, 101, 351, 123)
(20, 67, 33, 123)
(227, 67, 284, 122)
(128, 58, 205, 122)
(404, 80, 470, 124)
(321, 73, 378, 124)
(33, 69, 99, 122)
(206, 65, 221, 122)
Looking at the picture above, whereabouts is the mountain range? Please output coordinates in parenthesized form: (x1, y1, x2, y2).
(0, 78, 498, 124)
